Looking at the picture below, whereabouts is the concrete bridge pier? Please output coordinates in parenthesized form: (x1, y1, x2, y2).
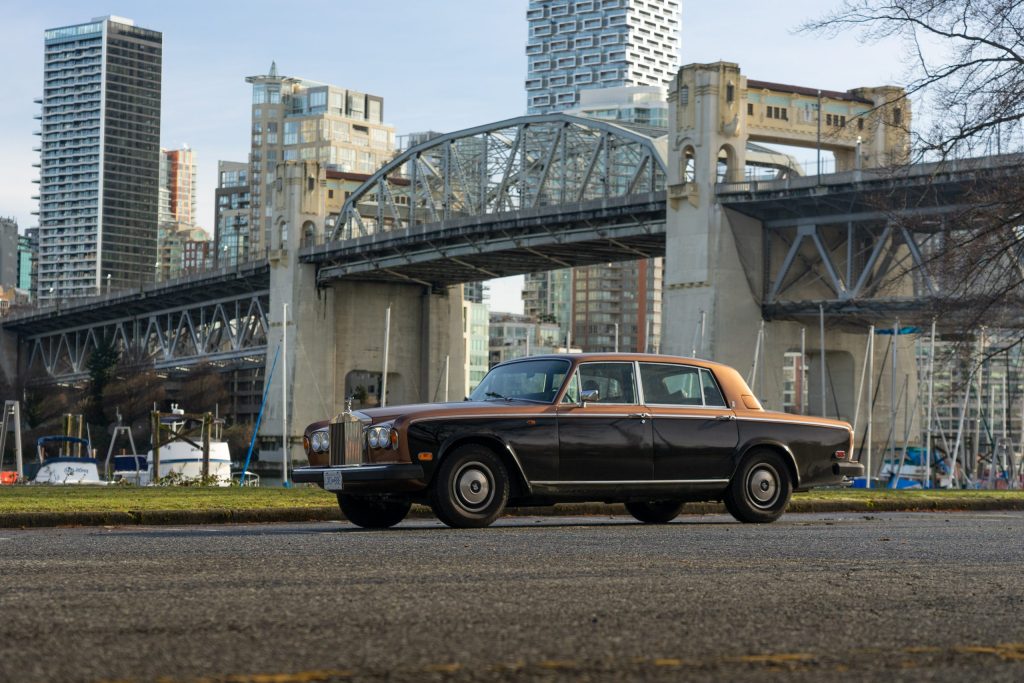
(663, 62, 918, 451)
(260, 161, 466, 469)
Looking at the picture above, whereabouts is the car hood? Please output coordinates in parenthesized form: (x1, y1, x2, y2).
(354, 400, 545, 424)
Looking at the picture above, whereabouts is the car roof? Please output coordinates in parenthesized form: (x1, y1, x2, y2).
(496, 353, 727, 370)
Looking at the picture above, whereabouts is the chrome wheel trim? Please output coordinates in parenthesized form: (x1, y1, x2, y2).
(746, 463, 780, 509)
(453, 462, 494, 511)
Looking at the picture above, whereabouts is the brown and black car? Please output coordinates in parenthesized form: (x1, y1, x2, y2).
(293, 353, 862, 528)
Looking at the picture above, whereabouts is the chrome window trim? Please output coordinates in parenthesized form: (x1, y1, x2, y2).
(637, 360, 714, 408)
(569, 360, 641, 406)
(471, 357, 572, 405)
(699, 367, 729, 408)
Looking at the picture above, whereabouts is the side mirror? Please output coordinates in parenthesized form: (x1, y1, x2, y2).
(580, 388, 600, 406)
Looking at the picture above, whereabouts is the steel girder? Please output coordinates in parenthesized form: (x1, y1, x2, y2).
(328, 114, 667, 241)
(24, 291, 270, 382)
(721, 155, 1024, 325)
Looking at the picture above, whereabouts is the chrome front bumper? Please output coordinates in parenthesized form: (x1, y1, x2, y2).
(292, 463, 426, 493)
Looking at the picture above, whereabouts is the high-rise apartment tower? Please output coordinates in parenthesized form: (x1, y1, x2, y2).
(35, 16, 162, 304)
(245, 63, 395, 257)
(525, 0, 680, 114)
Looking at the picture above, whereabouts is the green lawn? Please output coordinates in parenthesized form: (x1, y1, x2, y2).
(0, 485, 337, 514)
(790, 488, 1024, 510)
(0, 485, 1020, 516)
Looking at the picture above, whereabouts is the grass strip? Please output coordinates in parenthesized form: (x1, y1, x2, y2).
(0, 485, 337, 514)
(1, 486, 1022, 519)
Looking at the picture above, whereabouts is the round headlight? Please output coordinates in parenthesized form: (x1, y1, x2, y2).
(320, 430, 330, 452)
(367, 428, 380, 449)
(311, 431, 325, 452)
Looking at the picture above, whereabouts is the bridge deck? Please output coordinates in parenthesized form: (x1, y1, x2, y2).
(301, 192, 667, 287)
(2, 262, 269, 335)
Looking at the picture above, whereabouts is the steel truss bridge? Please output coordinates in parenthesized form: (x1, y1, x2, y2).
(2, 263, 269, 383)
(6, 117, 1022, 385)
(301, 114, 669, 286)
(718, 153, 1024, 327)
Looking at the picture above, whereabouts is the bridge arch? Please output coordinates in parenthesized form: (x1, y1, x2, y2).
(329, 113, 667, 240)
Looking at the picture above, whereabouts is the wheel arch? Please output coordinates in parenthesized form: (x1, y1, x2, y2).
(436, 435, 532, 497)
(735, 439, 800, 488)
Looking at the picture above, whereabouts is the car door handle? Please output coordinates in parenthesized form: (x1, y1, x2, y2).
(716, 414, 736, 421)
(629, 412, 652, 420)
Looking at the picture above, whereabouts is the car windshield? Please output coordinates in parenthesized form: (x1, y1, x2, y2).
(469, 359, 571, 404)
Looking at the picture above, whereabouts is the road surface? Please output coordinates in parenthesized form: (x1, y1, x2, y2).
(1, 511, 1022, 682)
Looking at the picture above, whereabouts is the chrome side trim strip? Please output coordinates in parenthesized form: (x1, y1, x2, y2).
(532, 479, 729, 486)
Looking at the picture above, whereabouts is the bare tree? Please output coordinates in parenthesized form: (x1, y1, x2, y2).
(803, 1, 1024, 159)
(803, 2, 1024, 333)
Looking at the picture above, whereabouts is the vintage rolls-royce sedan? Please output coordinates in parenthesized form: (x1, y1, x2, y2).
(293, 354, 862, 528)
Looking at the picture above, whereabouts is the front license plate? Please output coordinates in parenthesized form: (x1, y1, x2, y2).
(323, 470, 343, 491)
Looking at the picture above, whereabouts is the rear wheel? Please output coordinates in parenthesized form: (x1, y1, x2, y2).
(625, 500, 685, 524)
(337, 494, 411, 529)
(430, 445, 509, 528)
(723, 450, 792, 523)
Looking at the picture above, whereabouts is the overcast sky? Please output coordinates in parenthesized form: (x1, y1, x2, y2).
(0, 1, 907, 311)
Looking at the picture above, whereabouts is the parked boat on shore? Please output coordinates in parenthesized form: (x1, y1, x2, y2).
(28, 436, 106, 485)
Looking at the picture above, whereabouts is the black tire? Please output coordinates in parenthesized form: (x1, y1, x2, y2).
(430, 445, 510, 528)
(723, 450, 792, 523)
(338, 494, 411, 529)
(625, 500, 685, 524)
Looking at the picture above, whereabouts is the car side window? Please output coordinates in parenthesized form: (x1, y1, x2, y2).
(577, 362, 638, 404)
(639, 363, 703, 406)
(700, 368, 727, 407)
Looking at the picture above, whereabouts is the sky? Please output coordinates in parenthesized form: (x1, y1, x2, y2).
(0, 0, 908, 312)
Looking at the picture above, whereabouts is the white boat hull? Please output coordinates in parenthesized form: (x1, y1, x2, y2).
(33, 458, 106, 485)
(145, 441, 232, 486)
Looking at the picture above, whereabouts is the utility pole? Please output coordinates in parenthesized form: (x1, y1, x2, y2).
(281, 302, 289, 487)
(381, 306, 392, 407)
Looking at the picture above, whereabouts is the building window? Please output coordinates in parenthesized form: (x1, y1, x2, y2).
(747, 102, 753, 115)
(284, 121, 298, 145)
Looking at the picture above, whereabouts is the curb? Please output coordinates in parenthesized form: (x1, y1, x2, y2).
(3, 496, 1024, 528)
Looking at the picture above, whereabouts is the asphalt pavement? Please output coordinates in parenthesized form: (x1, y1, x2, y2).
(1, 512, 1023, 683)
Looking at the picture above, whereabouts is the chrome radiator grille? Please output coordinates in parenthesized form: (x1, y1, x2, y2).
(329, 414, 364, 466)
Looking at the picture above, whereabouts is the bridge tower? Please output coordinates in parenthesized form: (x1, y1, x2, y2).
(663, 62, 914, 429)
(261, 161, 466, 467)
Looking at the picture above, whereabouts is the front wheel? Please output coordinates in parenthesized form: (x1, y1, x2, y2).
(430, 445, 509, 528)
(723, 450, 792, 523)
(338, 494, 411, 529)
(625, 500, 685, 524)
